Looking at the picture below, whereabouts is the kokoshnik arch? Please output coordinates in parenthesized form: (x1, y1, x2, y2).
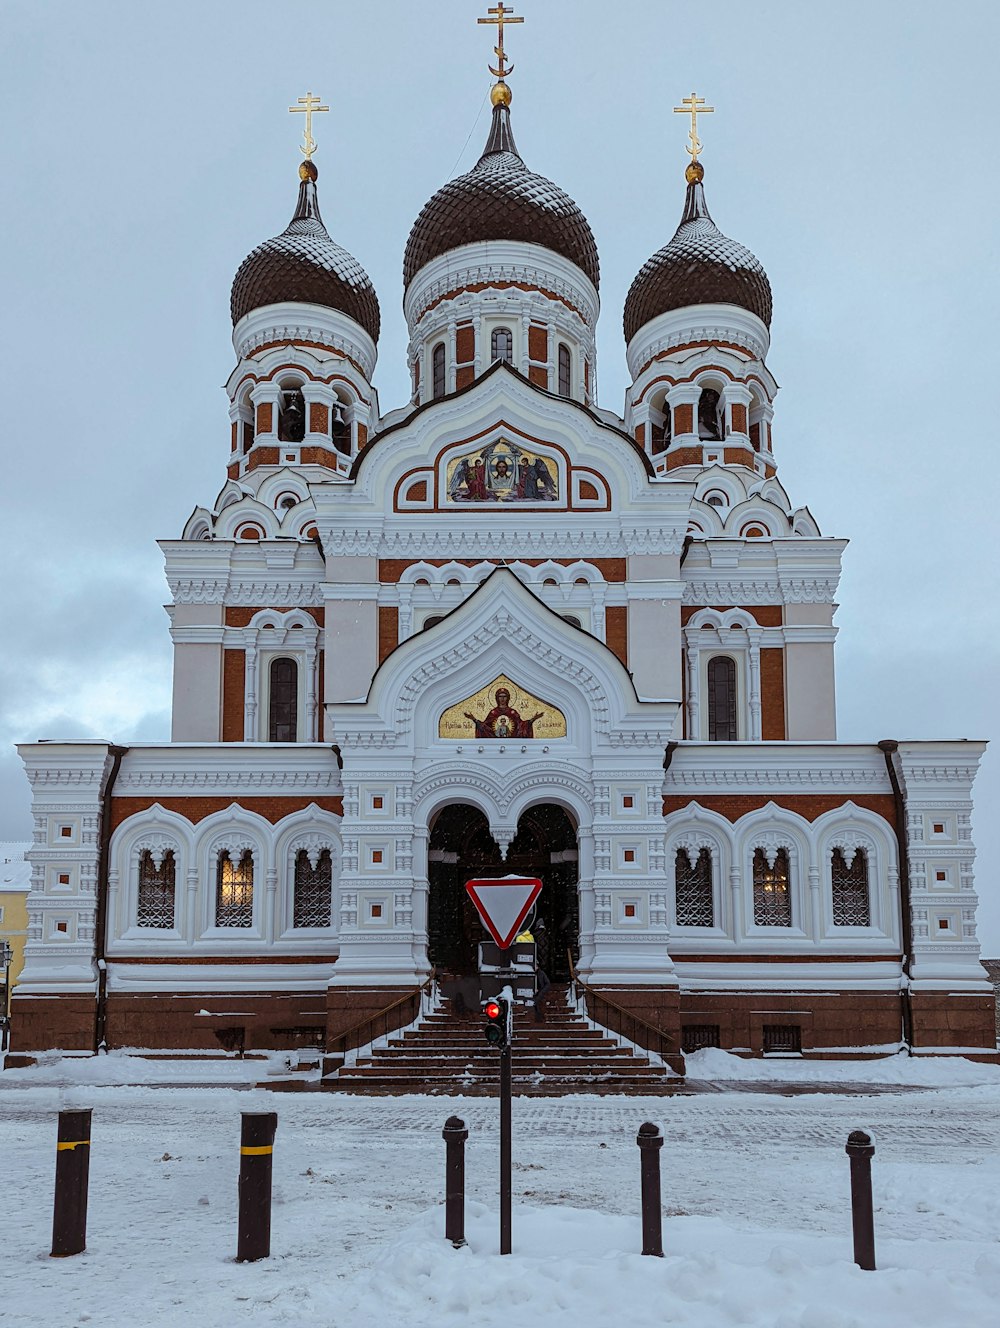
(12, 13, 994, 1063)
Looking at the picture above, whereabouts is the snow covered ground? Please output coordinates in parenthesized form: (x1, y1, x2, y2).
(4, 1052, 1000, 1327)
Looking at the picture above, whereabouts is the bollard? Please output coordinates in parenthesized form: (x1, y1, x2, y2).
(237, 1112, 278, 1263)
(51, 1108, 93, 1257)
(442, 1115, 469, 1248)
(845, 1129, 876, 1271)
(637, 1121, 664, 1257)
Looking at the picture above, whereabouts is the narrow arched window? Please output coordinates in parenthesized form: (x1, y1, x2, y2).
(491, 327, 513, 363)
(651, 400, 672, 453)
(558, 343, 572, 396)
(675, 847, 713, 926)
(832, 847, 871, 926)
(753, 847, 791, 927)
(216, 849, 254, 927)
(697, 387, 723, 440)
(269, 658, 298, 742)
(707, 656, 738, 741)
(293, 848, 333, 928)
(137, 849, 176, 929)
(432, 342, 446, 399)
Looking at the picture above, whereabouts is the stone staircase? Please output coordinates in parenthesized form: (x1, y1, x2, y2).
(321, 985, 681, 1096)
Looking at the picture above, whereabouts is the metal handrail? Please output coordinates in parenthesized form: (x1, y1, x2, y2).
(327, 978, 433, 1057)
(569, 952, 676, 1060)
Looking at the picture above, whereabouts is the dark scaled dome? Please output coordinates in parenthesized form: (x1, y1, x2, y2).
(404, 97, 599, 291)
(231, 161, 380, 342)
(624, 163, 771, 344)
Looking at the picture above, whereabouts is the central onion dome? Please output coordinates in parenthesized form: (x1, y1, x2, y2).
(624, 161, 771, 345)
(404, 89, 599, 291)
(231, 160, 381, 342)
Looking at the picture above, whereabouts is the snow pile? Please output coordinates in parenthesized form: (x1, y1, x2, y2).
(685, 1046, 1000, 1087)
(330, 1202, 1000, 1328)
(6, 1048, 295, 1085)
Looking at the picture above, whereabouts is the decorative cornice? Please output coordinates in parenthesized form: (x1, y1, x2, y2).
(168, 578, 324, 606)
(682, 577, 839, 605)
(320, 525, 685, 560)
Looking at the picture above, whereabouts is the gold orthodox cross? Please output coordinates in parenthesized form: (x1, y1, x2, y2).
(478, 2, 524, 79)
(673, 91, 714, 160)
(289, 91, 330, 160)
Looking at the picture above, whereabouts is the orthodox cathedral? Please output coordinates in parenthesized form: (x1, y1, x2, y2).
(12, 14, 995, 1065)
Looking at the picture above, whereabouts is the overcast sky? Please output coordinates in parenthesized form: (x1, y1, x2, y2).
(1, 1, 998, 946)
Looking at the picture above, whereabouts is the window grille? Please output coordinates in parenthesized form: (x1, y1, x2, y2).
(491, 326, 513, 363)
(675, 847, 714, 926)
(216, 850, 254, 928)
(432, 342, 446, 399)
(269, 657, 298, 742)
(293, 849, 333, 928)
(682, 1024, 721, 1053)
(137, 849, 176, 928)
(707, 655, 738, 741)
(753, 847, 791, 926)
(763, 1024, 801, 1053)
(558, 343, 572, 396)
(832, 847, 871, 926)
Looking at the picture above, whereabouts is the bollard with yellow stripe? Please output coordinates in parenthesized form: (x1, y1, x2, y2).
(51, 1108, 93, 1257)
(236, 1112, 278, 1262)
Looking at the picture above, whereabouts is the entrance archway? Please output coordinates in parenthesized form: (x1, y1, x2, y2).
(427, 803, 579, 981)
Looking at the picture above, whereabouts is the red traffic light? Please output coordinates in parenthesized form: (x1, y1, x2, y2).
(485, 1001, 501, 1019)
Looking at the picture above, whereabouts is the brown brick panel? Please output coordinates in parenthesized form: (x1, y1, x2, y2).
(578, 480, 599, 501)
(749, 421, 761, 450)
(110, 796, 344, 833)
(662, 793, 897, 826)
(246, 447, 280, 471)
(529, 366, 547, 387)
(256, 403, 272, 433)
(104, 992, 333, 1054)
(222, 649, 245, 741)
(456, 324, 475, 362)
(378, 606, 398, 664)
(10, 995, 96, 1054)
(677, 992, 904, 1056)
(635, 423, 645, 448)
(378, 558, 627, 582)
(309, 403, 329, 434)
(723, 447, 755, 468)
(681, 606, 782, 626)
(231, 421, 239, 451)
(227, 462, 240, 480)
(909, 992, 998, 1051)
(528, 325, 548, 361)
(760, 647, 786, 740)
(674, 403, 694, 435)
(665, 447, 702, 470)
(456, 366, 475, 390)
(605, 606, 628, 668)
(225, 607, 324, 627)
(730, 403, 747, 433)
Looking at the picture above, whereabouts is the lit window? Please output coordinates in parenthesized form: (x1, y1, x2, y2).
(753, 847, 791, 926)
(216, 850, 253, 928)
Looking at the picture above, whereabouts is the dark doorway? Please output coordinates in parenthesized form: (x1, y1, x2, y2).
(427, 803, 579, 982)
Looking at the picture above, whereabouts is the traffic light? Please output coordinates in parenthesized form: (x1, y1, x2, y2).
(484, 997, 509, 1048)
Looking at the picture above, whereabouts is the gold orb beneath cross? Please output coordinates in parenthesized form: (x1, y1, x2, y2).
(686, 161, 704, 183)
(299, 160, 318, 182)
(491, 80, 512, 107)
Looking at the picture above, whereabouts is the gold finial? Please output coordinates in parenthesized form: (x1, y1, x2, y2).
(289, 91, 330, 161)
(673, 91, 714, 162)
(478, 3, 524, 84)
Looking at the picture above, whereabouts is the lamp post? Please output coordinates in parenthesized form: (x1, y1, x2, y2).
(1, 939, 13, 1052)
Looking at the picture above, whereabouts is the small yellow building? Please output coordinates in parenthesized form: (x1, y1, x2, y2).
(0, 843, 31, 1011)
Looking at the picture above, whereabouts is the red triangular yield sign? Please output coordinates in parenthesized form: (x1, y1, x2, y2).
(465, 876, 542, 949)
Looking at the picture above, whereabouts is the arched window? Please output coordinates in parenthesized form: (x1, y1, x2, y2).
(753, 847, 791, 926)
(831, 847, 871, 926)
(269, 658, 298, 742)
(675, 847, 713, 926)
(136, 849, 176, 929)
(697, 387, 723, 440)
(491, 327, 513, 363)
(331, 398, 350, 454)
(562, 614, 582, 628)
(432, 342, 446, 399)
(216, 849, 254, 927)
(651, 400, 672, 454)
(423, 615, 444, 630)
(293, 848, 333, 928)
(278, 387, 306, 442)
(707, 656, 738, 741)
(558, 343, 572, 396)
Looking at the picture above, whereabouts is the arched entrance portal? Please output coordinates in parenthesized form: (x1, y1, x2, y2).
(428, 803, 579, 982)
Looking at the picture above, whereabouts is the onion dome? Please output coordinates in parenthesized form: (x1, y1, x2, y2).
(231, 160, 380, 342)
(403, 88, 599, 291)
(624, 161, 771, 344)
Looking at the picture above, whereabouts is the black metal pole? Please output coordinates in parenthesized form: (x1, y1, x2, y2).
(237, 1112, 278, 1263)
(637, 1121, 664, 1257)
(443, 1115, 468, 1248)
(51, 1108, 92, 1257)
(500, 1044, 512, 1255)
(845, 1129, 876, 1271)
